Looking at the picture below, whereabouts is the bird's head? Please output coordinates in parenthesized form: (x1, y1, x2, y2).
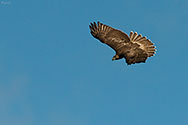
(112, 55, 120, 61)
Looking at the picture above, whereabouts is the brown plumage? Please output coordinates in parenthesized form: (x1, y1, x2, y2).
(89, 21, 156, 65)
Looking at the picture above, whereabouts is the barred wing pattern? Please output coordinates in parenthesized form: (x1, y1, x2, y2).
(89, 22, 130, 53)
(129, 32, 156, 57)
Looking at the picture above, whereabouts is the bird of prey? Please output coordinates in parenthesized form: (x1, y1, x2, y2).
(89, 22, 156, 65)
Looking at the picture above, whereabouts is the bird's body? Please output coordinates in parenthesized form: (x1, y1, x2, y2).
(89, 22, 156, 65)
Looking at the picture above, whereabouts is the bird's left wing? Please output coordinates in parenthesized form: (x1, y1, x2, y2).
(89, 22, 130, 52)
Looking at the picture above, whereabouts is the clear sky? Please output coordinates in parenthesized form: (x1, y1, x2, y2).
(0, 0, 188, 125)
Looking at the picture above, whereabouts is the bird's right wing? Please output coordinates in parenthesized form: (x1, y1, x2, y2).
(89, 22, 130, 52)
(129, 31, 156, 57)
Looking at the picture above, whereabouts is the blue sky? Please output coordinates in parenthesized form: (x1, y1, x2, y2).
(0, 0, 188, 125)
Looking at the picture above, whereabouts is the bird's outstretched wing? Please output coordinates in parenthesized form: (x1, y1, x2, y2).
(124, 32, 156, 65)
(129, 31, 156, 57)
(89, 22, 130, 53)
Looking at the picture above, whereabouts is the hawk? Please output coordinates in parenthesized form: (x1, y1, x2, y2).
(89, 22, 156, 65)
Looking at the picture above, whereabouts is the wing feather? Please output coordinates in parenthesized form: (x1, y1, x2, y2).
(135, 34, 142, 41)
(89, 22, 130, 52)
(129, 31, 156, 57)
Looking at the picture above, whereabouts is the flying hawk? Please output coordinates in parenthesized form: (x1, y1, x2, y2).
(89, 22, 156, 65)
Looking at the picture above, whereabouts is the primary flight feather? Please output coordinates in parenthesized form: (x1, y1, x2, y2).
(89, 21, 156, 65)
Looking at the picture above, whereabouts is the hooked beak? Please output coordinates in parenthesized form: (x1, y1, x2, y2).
(112, 57, 116, 61)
